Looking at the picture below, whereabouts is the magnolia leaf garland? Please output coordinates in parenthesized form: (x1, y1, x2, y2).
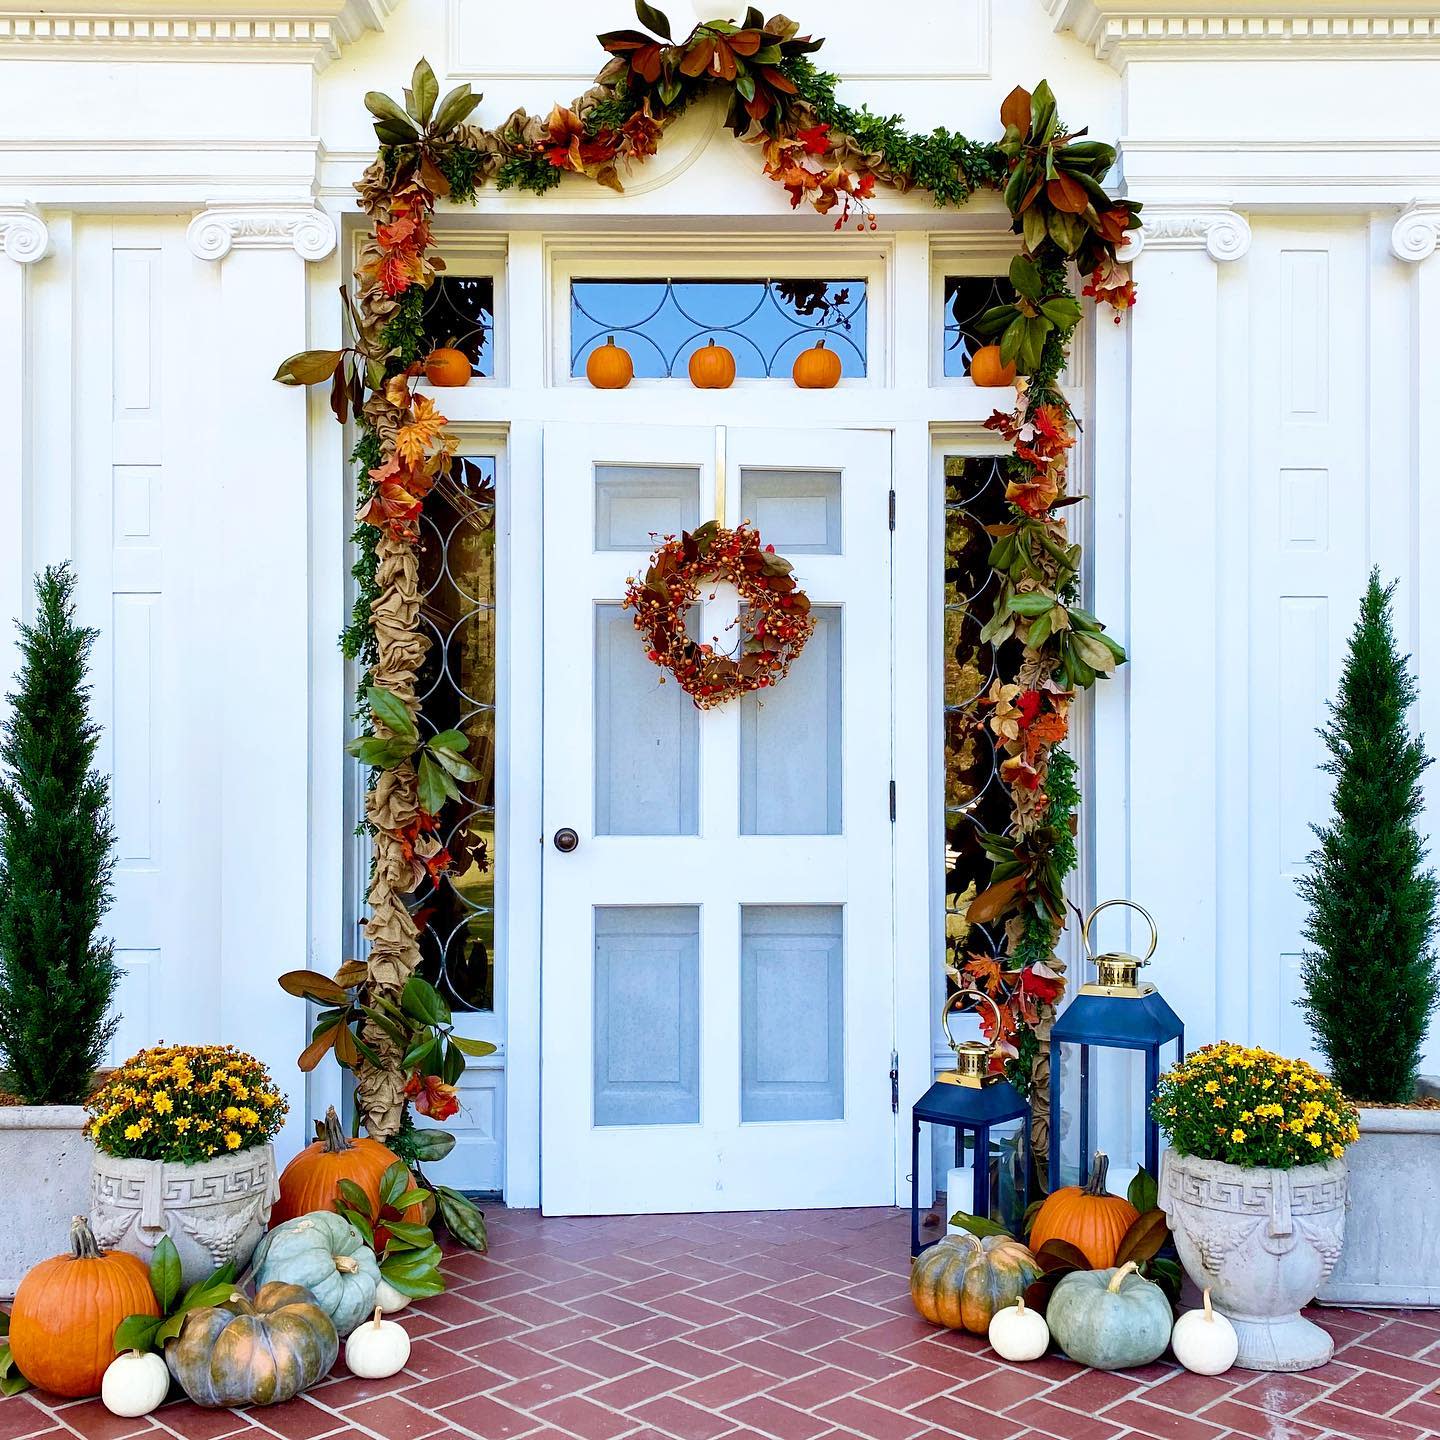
(273, 11, 1138, 1160)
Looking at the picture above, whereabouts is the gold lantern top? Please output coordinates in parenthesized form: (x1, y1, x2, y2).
(938, 989, 1006, 1087)
(1079, 898, 1158, 998)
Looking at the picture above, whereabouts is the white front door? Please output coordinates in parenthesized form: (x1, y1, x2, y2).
(540, 423, 896, 1214)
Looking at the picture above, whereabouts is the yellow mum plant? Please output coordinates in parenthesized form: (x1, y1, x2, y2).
(86, 1044, 287, 1164)
(1153, 1043, 1360, 1170)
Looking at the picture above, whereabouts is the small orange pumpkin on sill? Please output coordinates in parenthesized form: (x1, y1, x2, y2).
(792, 338, 842, 390)
(586, 335, 634, 389)
(969, 344, 1018, 388)
(688, 338, 736, 389)
(423, 346, 472, 387)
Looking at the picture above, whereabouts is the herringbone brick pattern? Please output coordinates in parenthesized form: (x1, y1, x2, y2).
(5, 1208, 1439, 1440)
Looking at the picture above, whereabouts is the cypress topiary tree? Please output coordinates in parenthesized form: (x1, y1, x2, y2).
(1298, 569, 1440, 1103)
(0, 563, 119, 1104)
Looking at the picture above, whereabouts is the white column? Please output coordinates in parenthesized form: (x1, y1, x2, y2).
(0, 207, 50, 691)
(188, 201, 337, 1160)
(1391, 203, 1440, 1075)
(1123, 206, 1251, 1056)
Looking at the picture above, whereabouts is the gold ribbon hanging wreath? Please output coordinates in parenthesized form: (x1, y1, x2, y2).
(623, 521, 814, 708)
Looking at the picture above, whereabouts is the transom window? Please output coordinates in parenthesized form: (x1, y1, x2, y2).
(943, 274, 1016, 380)
(570, 278, 867, 379)
(419, 275, 495, 377)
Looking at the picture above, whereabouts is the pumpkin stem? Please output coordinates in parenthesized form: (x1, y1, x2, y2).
(334, 1255, 360, 1274)
(1106, 1260, 1140, 1294)
(606, 335, 616, 345)
(1014, 1297, 1026, 1314)
(320, 1105, 354, 1154)
(69, 1215, 102, 1260)
(1083, 1152, 1111, 1197)
(1202, 1287, 1214, 1322)
(372, 1306, 384, 1328)
(817, 338, 827, 350)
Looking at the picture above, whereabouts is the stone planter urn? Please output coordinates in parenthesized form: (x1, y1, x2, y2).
(1317, 1103, 1440, 1305)
(0, 1106, 94, 1297)
(91, 1144, 279, 1287)
(1159, 1148, 1346, 1372)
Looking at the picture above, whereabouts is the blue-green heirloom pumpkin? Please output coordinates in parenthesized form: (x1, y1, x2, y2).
(252, 1212, 381, 1336)
(166, 1282, 338, 1407)
(1046, 1261, 1173, 1371)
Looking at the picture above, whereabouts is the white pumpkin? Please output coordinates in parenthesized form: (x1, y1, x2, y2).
(987, 1297, 1050, 1362)
(374, 1277, 413, 1315)
(344, 1307, 412, 1379)
(101, 1350, 170, 1417)
(1170, 1289, 1238, 1376)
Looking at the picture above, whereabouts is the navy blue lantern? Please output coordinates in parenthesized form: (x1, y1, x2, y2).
(911, 990, 1032, 1256)
(1048, 900, 1183, 1192)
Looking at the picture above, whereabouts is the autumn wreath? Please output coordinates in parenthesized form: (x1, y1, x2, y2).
(623, 521, 814, 709)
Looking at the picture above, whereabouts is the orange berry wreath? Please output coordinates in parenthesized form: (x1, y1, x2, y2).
(622, 521, 816, 710)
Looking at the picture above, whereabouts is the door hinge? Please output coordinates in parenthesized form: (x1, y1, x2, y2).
(889, 779, 896, 822)
(889, 1050, 900, 1113)
(888, 488, 896, 531)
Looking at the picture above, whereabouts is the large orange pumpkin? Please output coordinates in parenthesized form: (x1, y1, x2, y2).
(791, 338, 842, 389)
(9, 1216, 159, 1398)
(272, 1106, 408, 1227)
(423, 347, 472, 387)
(910, 1232, 1042, 1335)
(585, 335, 634, 389)
(970, 344, 1018, 387)
(688, 339, 736, 389)
(1028, 1152, 1139, 1269)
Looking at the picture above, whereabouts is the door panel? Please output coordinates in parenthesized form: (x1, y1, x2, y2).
(540, 423, 895, 1214)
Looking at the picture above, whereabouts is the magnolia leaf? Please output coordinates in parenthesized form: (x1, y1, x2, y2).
(999, 85, 1032, 135)
(1031, 79, 1058, 143)
(1071, 631, 1119, 675)
(402, 975, 451, 1027)
(403, 1036, 441, 1073)
(947, 1211, 1012, 1240)
(416, 751, 449, 818)
(337, 1178, 372, 1216)
(364, 91, 420, 134)
(1127, 1165, 1159, 1215)
(1046, 207, 1086, 256)
(113, 1313, 164, 1356)
(149, 1235, 182, 1313)
(274, 349, 346, 386)
(334, 1023, 362, 1068)
(367, 685, 417, 742)
(382, 1220, 434, 1250)
(410, 59, 439, 126)
(429, 746, 481, 783)
(635, 0, 672, 38)
(405, 1128, 456, 1161)
(435, 1185, 488, 1251)
(1008, 254, 1043, 300)
(1035, 1237, 1089, 1273)
(434, 84, 483, 136)
(1114, 1207, 1169, 1267)
(1144, 1256, 1183, 1301)
(1007, 591, 1058, 617)
(279, 970, 350, 1006)
(347, 735, 417, 768)
(450, 1035, 497, 1058)
(428, 729, 469, 754)
(380, 1161, 413, 1211)
(380, 1257, 446, 1299)
(441, 1040, 465, 1085)
(1040, 297, 1083, 329)
(967, 874, 1025, 925)
(1022, 205, 1048, 254)
(998, 317, 1025, 369)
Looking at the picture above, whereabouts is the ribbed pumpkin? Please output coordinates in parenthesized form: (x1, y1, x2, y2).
(969, 344, 1018, 387)
(1028, 1152, 1139, 1269)
(791, 338, 842, 389)
(8, 1217, 160, 1398)
(688, 338, 736, 389)
(910, 1232, 1042, 1335)
(1045, 1262, 1173, 1371)
(272, 1106, 405, 1227)
(166, 1282, 338, 1407)
(585, 335, 634, 389)
(423, 347, 472, 387)
(252, 1213, 380, 1336)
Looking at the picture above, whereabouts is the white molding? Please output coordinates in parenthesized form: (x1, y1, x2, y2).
(1048, 0, 1440, 64)
(1131, 205, 1252, 261)
(1391, 203, 1440, 262)
(0, 204, 49, 264)
(187, 202, 337, 262)
(0, 0, 395, 66)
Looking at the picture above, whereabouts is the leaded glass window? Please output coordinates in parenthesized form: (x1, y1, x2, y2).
(571, 279, 867, 379)
(942, 456, 1015, 991)
(419, 276, 494, 377)
(943, 274, 1016, 380)
(409, 455, 498, 1012)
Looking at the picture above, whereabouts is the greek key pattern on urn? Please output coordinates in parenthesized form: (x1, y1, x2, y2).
(1128, 206, 1252, 263)
(1164, 1162, 1346, 1217)
(1391, 205, 1440, 263)
(187, 203, 337, 263)
(0, 205, 50, 264)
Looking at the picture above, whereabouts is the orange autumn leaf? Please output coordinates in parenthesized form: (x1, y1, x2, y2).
(963, 953, 1009, 997)
(394, 394, 449, 466)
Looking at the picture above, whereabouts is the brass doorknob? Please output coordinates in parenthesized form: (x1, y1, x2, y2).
(553, 828, 579, 853)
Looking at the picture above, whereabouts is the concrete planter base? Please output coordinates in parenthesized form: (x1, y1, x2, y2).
(91, 1144, 279, 1287)
(0, 1106, 93, 1297)
(1317, 1099, 1440, 1306)
(1160, 1149, 1347, 1372)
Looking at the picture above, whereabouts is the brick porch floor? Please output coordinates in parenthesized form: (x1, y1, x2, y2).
(4, 1207, 1439, 1440)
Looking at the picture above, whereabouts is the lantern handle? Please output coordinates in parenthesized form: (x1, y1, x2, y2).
(941, 987, 1003, 1054)
(1082, 898, 1158, 965)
